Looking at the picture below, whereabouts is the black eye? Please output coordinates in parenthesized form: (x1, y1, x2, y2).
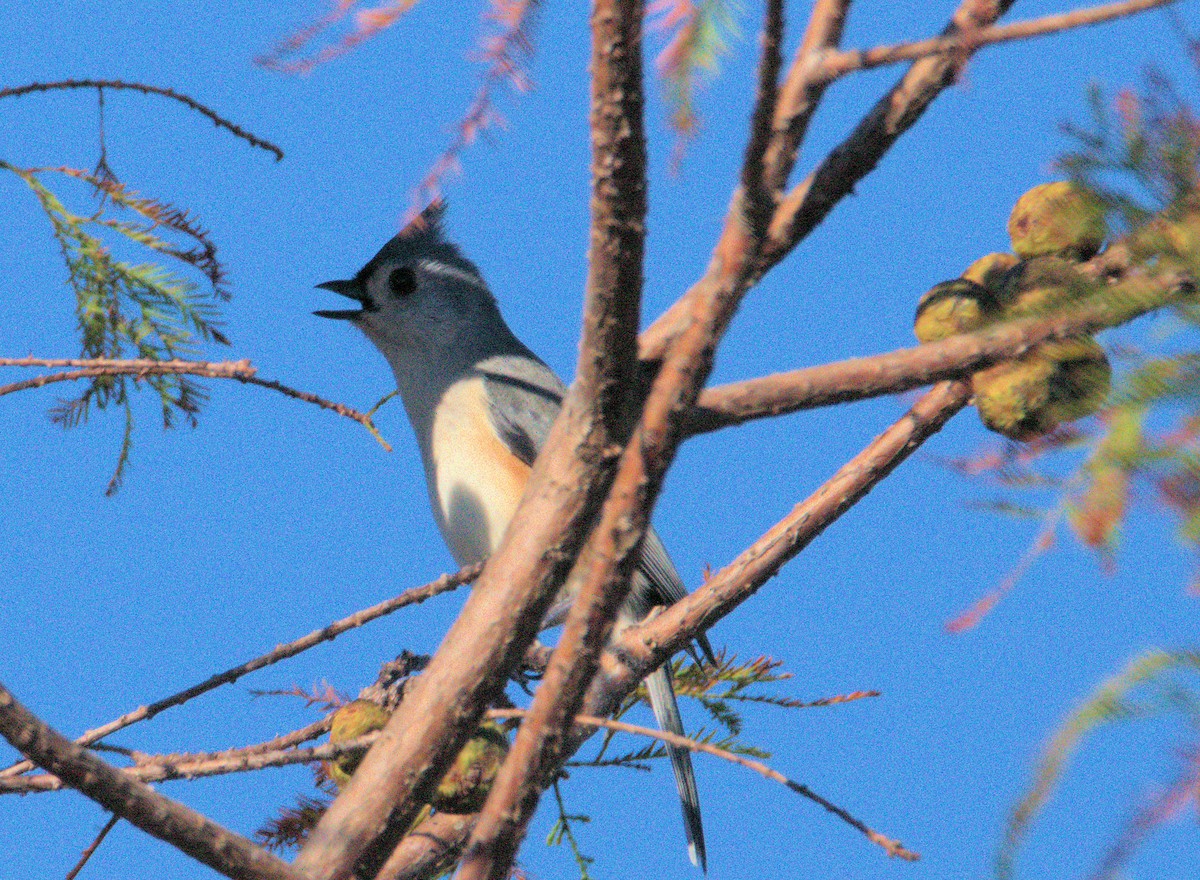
(388, 267, 416, 298)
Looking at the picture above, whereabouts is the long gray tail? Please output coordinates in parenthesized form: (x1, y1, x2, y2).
(645, 663, 706, 872)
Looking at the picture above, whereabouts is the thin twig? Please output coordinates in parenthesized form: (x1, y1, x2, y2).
(0, 356, 391, 451)
(0, 682, 306, 880)
(0, 730, 373, 793)
(817, 0, 1177, 83)
(486, 708, 919, 861)
(240, 374, 393, 451)
(0, 566, 478, 780)
(65, 813, 121, 880)
(6, 703, 916, 862)
(412, 2, 542, 213)
(142, 718, 333, 769)
(0, 79, 283, 160)
(944, 496, 1068, 633)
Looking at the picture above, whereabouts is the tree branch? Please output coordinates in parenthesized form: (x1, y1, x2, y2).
(762, 0, 852, 195)
(0, 79, 284, 160)
(816, 0, 1177, 83)
(686, 243, 1194, 434)
(455, 3, 795, 876)
(487, 708, 919, 860)
(0, 724, 358, 794)
(0, 682, 307, 880)
(422, 2, 654, 877)
(292, 0, 652, 873)
(65, 813, 121, 880)
(764, 0, 1011, 265)
(373, 812, 476, 880)
(611, 381, 972, 694)
(0, 356, 391, 448)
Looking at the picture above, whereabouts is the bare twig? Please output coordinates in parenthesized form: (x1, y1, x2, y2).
(0, 356, 391, 450)
(0, 566, 477, 780)
(763, 0, 1006, 267)
(412, 1, 542, 213)
(0, 79, 283, 160)
(17, 700, 915, 863)
(0, 357, 257, 394)
(240, 374, 393, 451)
(0, 730, 374, 794)
(0, 682, 305, 880)
(65, 813, 121, 880)
(945, 497, 1067, 633)
(817, 0, 1177, 83)
(487, 708, 919, 861)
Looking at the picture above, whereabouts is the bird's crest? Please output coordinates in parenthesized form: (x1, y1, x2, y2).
(355, 199, 482, 287)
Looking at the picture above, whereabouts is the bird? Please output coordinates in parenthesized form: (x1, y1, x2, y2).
(315, 202, 710, 871)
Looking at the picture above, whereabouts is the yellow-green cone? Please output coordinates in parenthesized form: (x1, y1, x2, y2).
(1042, 337, 1112, 423)
(974, 338, 1111, 440)
(327, 699, 392, 788)
(914, 278, 1001, 343)
(431, 721, 509, 813)
(973, 356, 1057, 440)
(995, 256, 1087, 317)
(962, 252, 1019, 292)
(1008, 181, 1107, 260)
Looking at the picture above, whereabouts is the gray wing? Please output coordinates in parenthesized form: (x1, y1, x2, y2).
(480, 352, 715, 661)
(478, 353, 566, 468)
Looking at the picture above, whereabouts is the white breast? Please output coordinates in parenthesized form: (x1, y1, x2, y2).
(427, 376, 532, 566)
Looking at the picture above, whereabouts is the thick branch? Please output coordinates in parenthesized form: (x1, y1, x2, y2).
(611, 381, 971, 693)
(455, 3, 798, 876)
(292, 1, 650, 875)
(373, 812, 476, 880)
(0, 682, 306, 880)
(452, 3, 651, 877)
(687, 251, 1193, 434)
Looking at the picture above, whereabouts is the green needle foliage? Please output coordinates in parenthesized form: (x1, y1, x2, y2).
(3, 161, 230, 493)
(547, 781, 595, 880)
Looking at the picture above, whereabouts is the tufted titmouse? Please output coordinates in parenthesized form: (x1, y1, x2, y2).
(316, 203, 709, 870)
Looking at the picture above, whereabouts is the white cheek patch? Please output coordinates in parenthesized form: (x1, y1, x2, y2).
(419, 259, 489, 294)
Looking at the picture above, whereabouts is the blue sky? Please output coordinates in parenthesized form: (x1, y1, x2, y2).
(2, 2, 1198, 879)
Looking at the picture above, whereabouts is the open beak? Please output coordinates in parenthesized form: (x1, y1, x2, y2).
(314, 279, 369, 320)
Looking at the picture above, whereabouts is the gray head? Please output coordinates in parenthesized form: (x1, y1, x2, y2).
(315, 202, 506, 362)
